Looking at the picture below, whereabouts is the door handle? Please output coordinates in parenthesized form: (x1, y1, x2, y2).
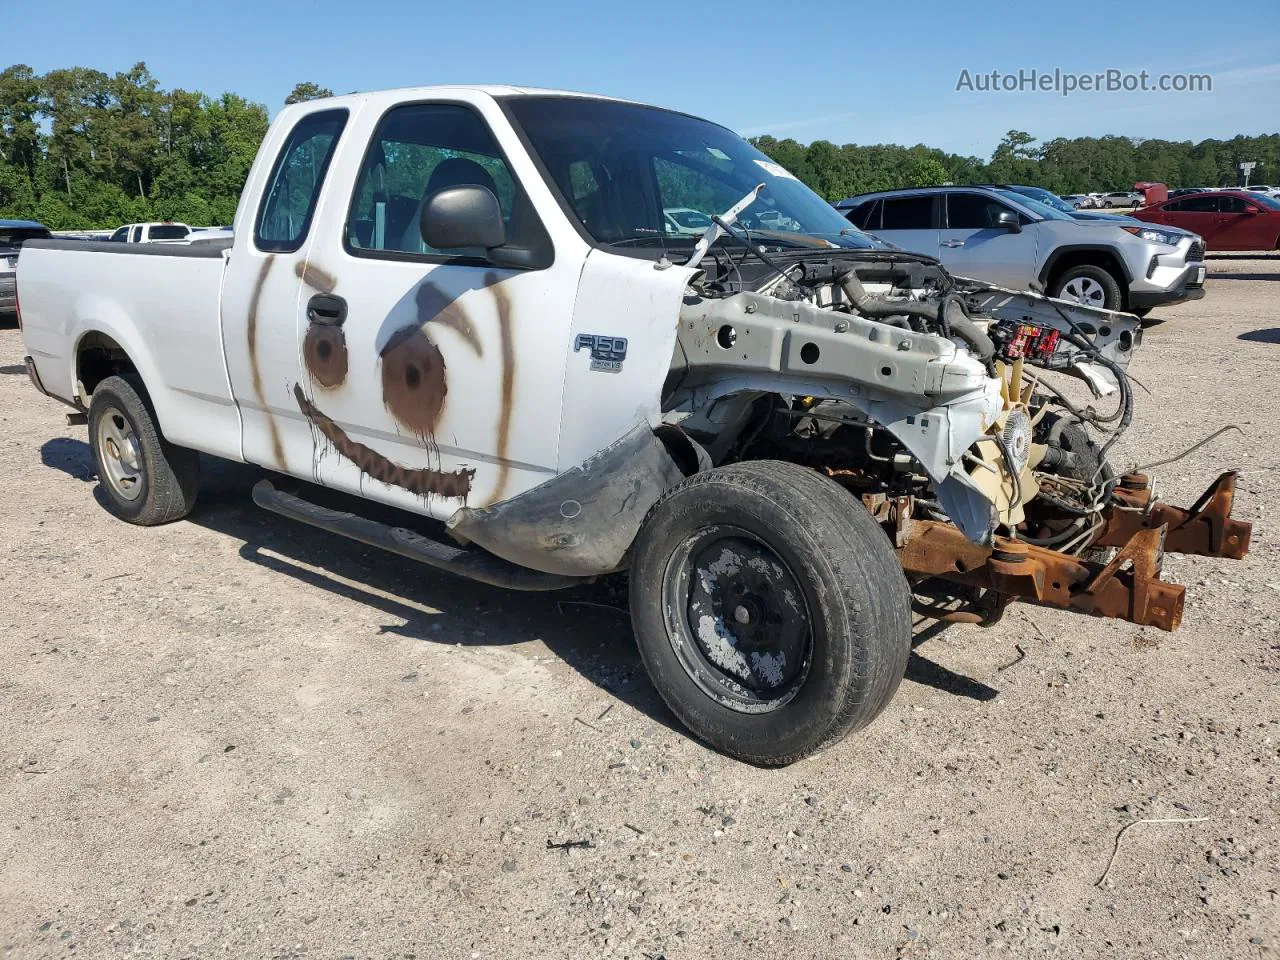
(307, 293, 347, 326)
(941, 239, 965, 248)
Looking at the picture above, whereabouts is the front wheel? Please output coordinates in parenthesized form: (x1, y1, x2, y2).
(629, 461, 912, 766)
(88, 375, 199, 525)
(1051, 264, 1124, 311)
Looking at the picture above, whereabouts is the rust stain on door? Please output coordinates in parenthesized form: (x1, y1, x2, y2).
(246, 255, 287, 469)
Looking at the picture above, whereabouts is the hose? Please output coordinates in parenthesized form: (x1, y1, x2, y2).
(839, 268, 995, 361)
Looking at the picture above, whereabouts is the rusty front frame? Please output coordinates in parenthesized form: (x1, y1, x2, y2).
(896, 472, 1253, 632)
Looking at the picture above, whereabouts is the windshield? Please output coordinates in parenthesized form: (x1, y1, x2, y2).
(1251, 192, 1280, 210)
(996, 190, 1074, 221)
(1012, 187, 1077, 214)
(505, 97, 883, 253)
(0, 227, 49, 248)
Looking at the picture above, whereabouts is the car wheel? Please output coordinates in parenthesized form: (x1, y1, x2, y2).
(1051, 264, 1123, 311)
(1102, 201, 1113, 208)
(628, 460, 911, 766)
(88, 375, 200, 525)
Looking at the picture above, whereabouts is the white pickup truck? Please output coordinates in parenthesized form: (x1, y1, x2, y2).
(18, 86, 1250, 765)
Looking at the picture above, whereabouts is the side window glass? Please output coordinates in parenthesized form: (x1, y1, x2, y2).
(1220, 196, 1249, 213)
(845, 201, 876, 230)
(345, 103, 526, 259)
(880, 196, 934, 230)
(255, 108, 348, 253)
(1182, 196, 1217, 213)
(109, 227, 128, 242)
(946, 193, 1009, 229)
(130, 226, 142, 242)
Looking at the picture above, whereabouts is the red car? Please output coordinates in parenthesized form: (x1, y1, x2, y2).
(1133, 190, 1280, 252)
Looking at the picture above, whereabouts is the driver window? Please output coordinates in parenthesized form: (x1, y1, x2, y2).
(947, 193, 1013, 230)
(345, 103, 522, 258)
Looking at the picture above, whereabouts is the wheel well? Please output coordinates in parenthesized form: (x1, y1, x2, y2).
(77, 332, 138, 397)
(1046, 251, 1127, 299)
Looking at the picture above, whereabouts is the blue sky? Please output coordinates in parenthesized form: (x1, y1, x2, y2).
(4, 0, 1277, 157)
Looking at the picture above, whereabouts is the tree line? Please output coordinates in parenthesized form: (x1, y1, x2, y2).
(1, 61, 1276, 230)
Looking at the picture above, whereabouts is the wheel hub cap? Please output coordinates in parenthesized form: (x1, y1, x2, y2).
(96, 407, 145, 502)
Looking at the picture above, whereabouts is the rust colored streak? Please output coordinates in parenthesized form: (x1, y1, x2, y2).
(380, 326, 448, 440)
(246, 256, 287, 469)
(417, 283, 482, 356)
(294, 385, 474, 499)
(303, 324, 348, 388)
(295, 259, 337, 294)
(488, 272, 515, 504)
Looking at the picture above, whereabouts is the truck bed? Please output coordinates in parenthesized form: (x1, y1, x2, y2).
(18, 239, 243, 461)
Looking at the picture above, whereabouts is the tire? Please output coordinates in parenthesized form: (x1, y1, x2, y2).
(88, 375, 199, 525)
(628, 460, 912, 766)
(1102, 201, 1113, 208)
(1050, 263, 1124, 311)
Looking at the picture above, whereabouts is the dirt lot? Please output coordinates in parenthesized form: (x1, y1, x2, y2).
(1, 257, 1277, 960)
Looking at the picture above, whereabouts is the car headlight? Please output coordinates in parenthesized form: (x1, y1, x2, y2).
(1123, 225, 1181, 246)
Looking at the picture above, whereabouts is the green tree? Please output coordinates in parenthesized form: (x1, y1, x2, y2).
(285, 82, 334, 105)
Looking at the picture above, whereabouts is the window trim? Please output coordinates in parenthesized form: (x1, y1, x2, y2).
(253, 107, 349, 255)
(340, 98, 554, 271)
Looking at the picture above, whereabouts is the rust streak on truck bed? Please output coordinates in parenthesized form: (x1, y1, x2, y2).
(246, 255, 286, 469)
(293, 384, 474, 499)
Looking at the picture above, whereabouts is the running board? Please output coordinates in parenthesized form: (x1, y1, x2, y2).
(251, 479, 586, 592)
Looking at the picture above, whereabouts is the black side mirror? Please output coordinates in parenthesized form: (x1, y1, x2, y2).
(421, 184, 506, 251)
(995, 210, 1022, 233)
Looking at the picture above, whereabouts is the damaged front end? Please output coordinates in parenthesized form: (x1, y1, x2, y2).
(663, 248, 1250, 630)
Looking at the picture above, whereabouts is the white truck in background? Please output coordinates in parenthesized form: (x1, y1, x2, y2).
(17, 86, 1250, 765)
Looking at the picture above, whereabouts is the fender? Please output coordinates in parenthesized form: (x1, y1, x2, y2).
(1037, 243, 1133, 286)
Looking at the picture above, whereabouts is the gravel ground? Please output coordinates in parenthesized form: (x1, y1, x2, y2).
(1, 257, 1277, 960)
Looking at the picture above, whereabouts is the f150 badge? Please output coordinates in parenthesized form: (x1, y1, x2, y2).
(574, 333, 628, 373)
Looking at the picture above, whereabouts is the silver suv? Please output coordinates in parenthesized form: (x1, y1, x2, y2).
(835, 187, 1205, 316)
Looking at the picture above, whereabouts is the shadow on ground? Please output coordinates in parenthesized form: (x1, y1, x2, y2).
(38, 439, 999, 731)
(1239, 328, 1280, 344)
(0, 363, 28, 375)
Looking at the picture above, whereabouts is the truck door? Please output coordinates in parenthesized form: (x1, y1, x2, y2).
(221, 106, 352, 474)
(291, 97, 580, 518)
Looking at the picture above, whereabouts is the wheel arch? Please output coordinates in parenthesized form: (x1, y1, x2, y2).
(1039, 245, 1132, 293)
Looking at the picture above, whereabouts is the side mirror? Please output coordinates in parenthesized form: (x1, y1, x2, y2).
(995, 210, 1022, 232)
(421, 184, 506, 251)
(1244, 206, 1260, 215)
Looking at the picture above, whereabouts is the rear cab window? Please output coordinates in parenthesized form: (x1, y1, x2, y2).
(255, 108, 349, 253)
(149, 224, 189, 241)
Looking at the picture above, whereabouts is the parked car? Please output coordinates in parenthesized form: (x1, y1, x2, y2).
(107, 221, 194, 244)
(663, 207, 713, 235)
(0, 219, 51, 317)
(1168, 188, 1209, 199)
(1062, 194, 1094, 208)
(835, 186, 1205, 314)
(1133, 190, 1280, 251)
(1099, 191, 1142, 208)
(14, 85, 1249, 764)
(985, 184, 1182, 228)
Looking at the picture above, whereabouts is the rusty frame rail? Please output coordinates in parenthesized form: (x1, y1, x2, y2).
(1095, 471, 1251, 560)
(896, 471, 1252, 631)
(897, 521, 1185, 630)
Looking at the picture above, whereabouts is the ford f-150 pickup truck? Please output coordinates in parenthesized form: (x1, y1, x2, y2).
(18, 86, 1251, 765)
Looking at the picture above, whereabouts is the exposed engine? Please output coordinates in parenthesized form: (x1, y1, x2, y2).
(661, 247, 1188, 625)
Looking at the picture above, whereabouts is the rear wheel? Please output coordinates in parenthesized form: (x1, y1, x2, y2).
(629, 461, 912, 766)
(88, 375, 199, 525)
(1051, 264, 1124, 311)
